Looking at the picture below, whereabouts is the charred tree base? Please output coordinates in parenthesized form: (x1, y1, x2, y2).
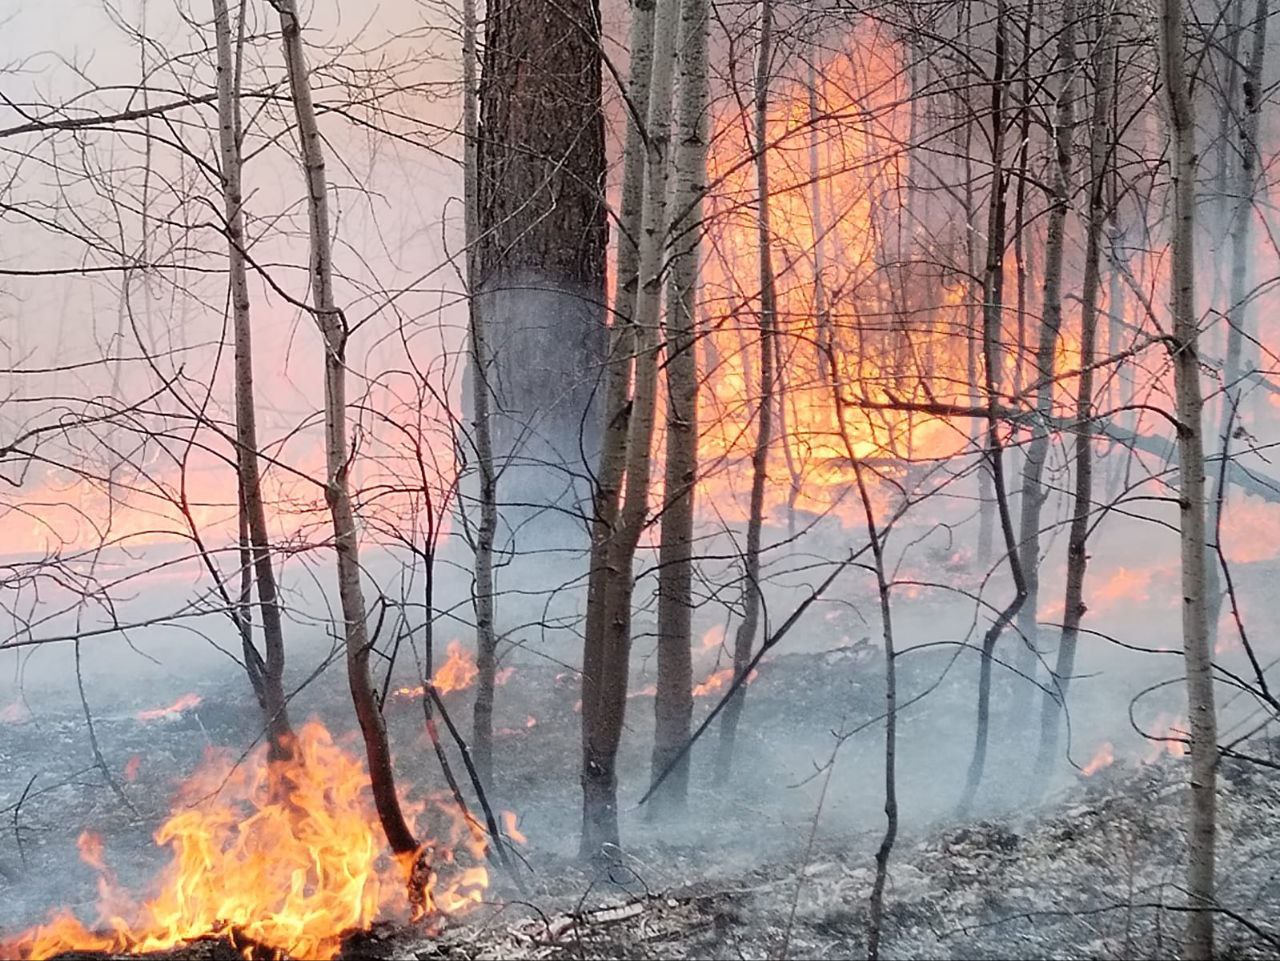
(579, 758, 621, 861)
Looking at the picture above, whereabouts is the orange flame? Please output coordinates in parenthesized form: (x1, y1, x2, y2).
(393, 640, 480, 701)
(5, 721, 489, 960)
(123, 755, 142, 783)
(1143, 713, 1190, 762)
(501, 811, 527, 846)
(136, 693, 202, 722)
(1081, 742, 1115, 777)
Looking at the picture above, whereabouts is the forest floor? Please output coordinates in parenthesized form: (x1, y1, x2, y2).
(1, 637, 1278, 959)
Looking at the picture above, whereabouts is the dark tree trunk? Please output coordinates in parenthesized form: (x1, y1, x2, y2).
(476, 0, 608, 510)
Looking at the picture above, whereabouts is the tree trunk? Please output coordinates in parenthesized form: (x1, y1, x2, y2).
(213, 0, 294, 764)
(715, 0, 776, 784)
(1160, 0, 1218, 955)
(581, 0, 682, 858)
(271, 0, 418, 860)
(476, 0, 608, 515)
(1014, 0, 1076, 725)
(650, 0, 708, 815)
(462, 0, 500, 790)
(957, 0, 1029, 816)
(1035, 0, 1114, 787)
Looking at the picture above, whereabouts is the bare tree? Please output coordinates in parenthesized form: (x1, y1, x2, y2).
(212, 0, 295, 765)
(1159, 0, 1218, 954)
(270, 0, 419, 862)
(581, 0, 682, 857)
(651, 0, 710, 814)
(715, 0, 777, 783)
(462, 0, 501, 789)
(1035, 0, 1115, 786)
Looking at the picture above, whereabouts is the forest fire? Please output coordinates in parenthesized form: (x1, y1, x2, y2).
(5, 721, 489, 960)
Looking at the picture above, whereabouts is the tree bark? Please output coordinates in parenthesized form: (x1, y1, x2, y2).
(650, 0, 708, 815)
(213, 0, 294, 763)
(1160, 0, 1218, 955)
(476, 0, 608, 509)
(715, 0, 776, 784)
(271, 0, 418, 859)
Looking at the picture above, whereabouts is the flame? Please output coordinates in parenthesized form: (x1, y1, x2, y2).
(76, 831, 107, 872)
(5, 721, 489, 960)
(692, 668, 731, 698)
(1143, 713, 1190, 762)
(494, 666, 516, 686)
(123, 755, 142, 782)
(1, 701, 30, 724)
(525, 715, 537, 729)
(136, 693, 202, 722)
(700, 624, 725, 651)
(394, 641, 480, 701)
(501, 811, 527, 846)
(1081, 742, 1115, 777)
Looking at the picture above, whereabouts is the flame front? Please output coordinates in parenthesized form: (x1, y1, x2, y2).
(6, 721, 489, 960)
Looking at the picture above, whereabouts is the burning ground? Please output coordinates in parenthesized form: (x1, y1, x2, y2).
(2, 609, 1278, 960)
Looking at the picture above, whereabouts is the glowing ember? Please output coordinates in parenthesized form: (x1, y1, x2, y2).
(123, 755, 142, 782)
(1081, 742, 1115, 777)
(5, 720, 489, 960)
(136, 693, 202, 722)
(525, 716, 537, 729)
(494, 667, 516, 686)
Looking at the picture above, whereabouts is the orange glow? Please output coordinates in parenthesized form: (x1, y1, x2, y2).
(393, 641, 480, 701)
(1, 701, 30, 724)
(123, 755, 142, 783)
(700, 625, 725, 651)
(136, 693, 202, 722)
(1092, 566, 1153, 607)
(5, 721, 489, 961)
(494, 666, 516, 686)
(1143, 713, 1190, 762)
(501, 811, 527, 846)
(1081, 742, 1115, 777)
(525, 716, 537, 729)
(694, 32, 973, 526)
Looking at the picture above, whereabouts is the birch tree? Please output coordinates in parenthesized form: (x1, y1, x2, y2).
(1159, 0, 1219, 954)
(651, 0, 709, 814)
(581, 0, 683, 857)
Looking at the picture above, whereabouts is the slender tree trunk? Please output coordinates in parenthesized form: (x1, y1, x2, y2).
(581, 0, 681, 858)
(650, 0, 708, 815)
(271, 0, 418, 860)
(958, 0, 1029, 816)
(1160, 0, 1218, 954)
(1035, 0, 1114, 786)
(715, 0, 776, 782)
(462, 0, 500, 789)
(860, 462, 897, 960)
(213, 0, 294, 763)
(1014, 0, 1076, 724)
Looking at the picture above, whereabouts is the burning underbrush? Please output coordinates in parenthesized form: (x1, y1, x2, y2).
(3, 721, 489, 960)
